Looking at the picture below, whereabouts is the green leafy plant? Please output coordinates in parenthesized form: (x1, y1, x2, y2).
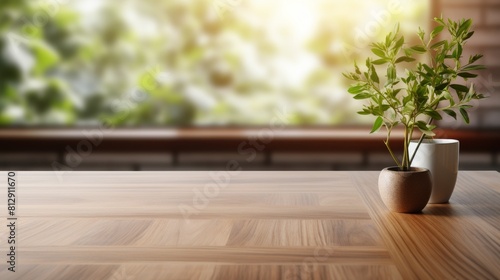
(343, 17, 486, 171)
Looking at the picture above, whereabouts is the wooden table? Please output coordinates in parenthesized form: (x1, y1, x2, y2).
(0, 171, 499, 279)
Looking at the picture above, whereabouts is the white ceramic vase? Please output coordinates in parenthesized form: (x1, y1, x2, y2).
(409, 139, 459, 203)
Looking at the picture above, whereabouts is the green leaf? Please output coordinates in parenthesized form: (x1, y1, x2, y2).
(439, 68, 455, 75)
(416, 121, 436, 136)
(354, 62, 361, 74)
(465, 84, 476, 100)
(379, 104, 391, 112)
(342, 72, 351, 80)
(434, 17, 445, 26)
(394, 36, 405, 51)
(385, 32, 393, 46)
(424, 109, 442, 120)
(450, 84, 469, 93)
(416, 121, 427, 130)
(462, 64, 486, 71)
(372, 59, 387, 65)
(348, 85, 365, 94)
(374, 105, 391, 115)
(387, 65, 396, 81)
(457, 72, 478, 78)
(370, 116, 384, 134)
(469, 54, 483, 64)
(430, 25, 444, 39)
(435, 82, 449, 91)
(448, 18, 455, 27)
(402, 94, 412, 106)
(417, 27, 425, 42)
(442, 91, 455, 106)
(456, 44, 463, 59)
(372, 42, 385, 50)
(443, 109, 457, 119)
(420, 130, 436, 137)
(371, 48, 385, 58)
(404, 48, 412, 57)
(353, 93, 372, 100)
(436, 53, 445, 63)
(370, 65, 379, 84)
(365, 58, 372, 68)
(459, 107, 470, 124)
(357, 110, 371, 115)
(464, 31, 474, 40)
(410, 45, 426, 53)
(457, 19, 472, 37)
(395, 56, 415, 63)
(402, 102, 416, 115)
(422, 64, 435, 75)
(343, 72, 358, 81)
(477, 93, 486, 99)
(430, 40, 446, 50)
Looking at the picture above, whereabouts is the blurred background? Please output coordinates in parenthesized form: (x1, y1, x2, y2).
(1, 0, 499, 171)
(0, 0, 430, 126)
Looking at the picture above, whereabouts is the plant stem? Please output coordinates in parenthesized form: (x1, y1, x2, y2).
(409, 117, 433, 166)
(402, 126, 409, 170)
(384, 126, 402, 169)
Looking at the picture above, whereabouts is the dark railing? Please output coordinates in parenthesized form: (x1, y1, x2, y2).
(1, 128, 499, 170)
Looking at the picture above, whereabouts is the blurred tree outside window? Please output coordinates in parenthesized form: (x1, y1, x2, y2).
(0, 0, 429, 126)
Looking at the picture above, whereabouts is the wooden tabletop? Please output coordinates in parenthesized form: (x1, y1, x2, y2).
(0, 171, 499, 279)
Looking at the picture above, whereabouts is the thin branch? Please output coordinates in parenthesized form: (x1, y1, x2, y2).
(384, 126, 402, 169)
(409, 117, 433, 166)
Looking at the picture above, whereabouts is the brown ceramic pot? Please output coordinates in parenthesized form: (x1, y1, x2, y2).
(378, 167, 432, 213)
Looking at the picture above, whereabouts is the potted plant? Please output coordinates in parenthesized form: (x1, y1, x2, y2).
(343, 17, 485, 213)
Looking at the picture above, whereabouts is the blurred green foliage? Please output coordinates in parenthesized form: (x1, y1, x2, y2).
(0, 0, 428, 126)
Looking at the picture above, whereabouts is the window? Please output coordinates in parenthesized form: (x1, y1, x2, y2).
(0, 0, 429, 126)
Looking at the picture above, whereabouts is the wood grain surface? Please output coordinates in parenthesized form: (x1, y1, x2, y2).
(0, 171, 498, 279)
